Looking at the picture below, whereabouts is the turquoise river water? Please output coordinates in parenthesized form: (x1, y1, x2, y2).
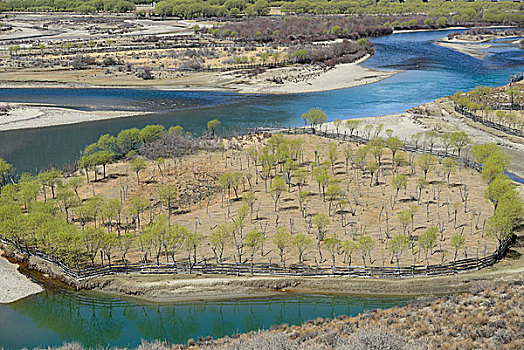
(0, 28, 522, 348)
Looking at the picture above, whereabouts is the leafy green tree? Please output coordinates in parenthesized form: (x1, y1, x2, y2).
(389, 235, 409, 270)
(130, 158, 146, 185)
(302, 107, 327, 133)
(210, 223, 234, 263)
(341, 240, 358, 267)
(207, 119, 221, 136)
(386, 136, 403, 169)
(0, 158, 13, 186)
(272, 226, 291, 267)
(245, 229, 264, 267)
(449, 131, 470, 156)
(392, 174, 407, 205)
(157, 183, 177, 222)
(416, 154, 437, 180)
(117, 128, 141, 154)
(345, 120, 360, 136)
(442, 157, 456, 187)
(323, 235, 340, 271)
(485, 176, 514, 209)
(450, 233, 465, 262)
(312, 213, 330, 261)
(358, 235, 375, 267)
(418, 227, 437, 265)
(291, 233, 312, 265)
(270, 177, 287, 212)
(139, 125, 166, 144)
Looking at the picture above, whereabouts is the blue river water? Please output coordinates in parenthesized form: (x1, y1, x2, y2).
(0, 29, 522, 172)
(0, 287, 410, 349)
(0, 29, 521, 349)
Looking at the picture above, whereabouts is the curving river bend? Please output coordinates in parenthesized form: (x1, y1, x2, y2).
(0, 29, 522, 173)
(0, 29, 522, 349)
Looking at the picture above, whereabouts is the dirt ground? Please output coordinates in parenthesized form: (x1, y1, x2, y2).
(71, 132, 497, 271)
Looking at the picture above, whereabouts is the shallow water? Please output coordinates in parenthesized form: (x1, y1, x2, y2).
(0, 29, 522, 172)
(0, 287, 409, 349)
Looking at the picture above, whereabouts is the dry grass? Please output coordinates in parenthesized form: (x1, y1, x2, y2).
(69, 133, 496, 269)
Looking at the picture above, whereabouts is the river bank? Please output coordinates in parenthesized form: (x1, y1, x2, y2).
(0, 253, 42, 304)
(0, 103, 146, 131)
(0, 55, 395, 96)
(14, 228, 519, 304)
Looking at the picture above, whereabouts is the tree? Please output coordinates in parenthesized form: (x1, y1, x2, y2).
(56, 185, 80, 223)
(130, 158, 146, 185)
(128, 195, 148, 229)
(327, 142, 338, 174)
(288, 233, 310, 265)
(450, 233, 465, 262)
(481, 151, 510, 184)
(273, 227, 291, 267)
(38, 169, 62, 201)
(210, 223, 233, 264)
(270, 177, 287, 212)
(424, 130, 439, 151)
(358, 235, 375, 267)
(487, 190, 522, 249)
(418, 227, 437, 265)
(312, 213, 330, 261)
(245, 229, 264, 268)
(389, 235, 409, 271)
(333, 119, 343, 136)
(345, 120, 360, 136)
(184, 230, 204, 267)
(157, 184, 177, 222)
(117, 128, 141, 154)
(485, 176, 514, 209)
(207, 119, 221, 136)
(341, 240, 358, 267)
(18, 175, 40, 211)
(416, 154, 437, 180)
(449, 131, 470, 156)
(442, 157, 456, 187)
(323, 235, 340, 272)
(139, 125, 166, 144)
(386, 136, 403, 170)
(325, 182, 342, 216)
(392, 174, 407, 205)
(302, 108, 327, 133)
(0, 158, 13, 186)
(505, 86, 520, 107)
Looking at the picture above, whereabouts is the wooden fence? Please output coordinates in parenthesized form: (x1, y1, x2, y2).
(0, 128, 516, 282)
(0, 236, 511, 282)
(453, 105, 523, 138)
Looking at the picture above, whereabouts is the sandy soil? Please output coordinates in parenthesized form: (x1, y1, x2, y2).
(0, 103, 145, 131)
(0, 57, 395, 96)
(0, 254, 43, 303)
(236, 56, 396, 94)
(435, 38, 491, 59)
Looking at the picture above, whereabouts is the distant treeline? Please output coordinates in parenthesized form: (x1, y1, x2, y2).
(0, 0, 136, 13)
(0, 0, 522, 26)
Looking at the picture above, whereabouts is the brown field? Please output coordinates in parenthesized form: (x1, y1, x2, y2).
(69, 133, 496, 269)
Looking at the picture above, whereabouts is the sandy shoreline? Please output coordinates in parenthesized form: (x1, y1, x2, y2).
(0, 254, 43, 303)
(0, 103, 146, 131)
(0, 55, 396, 96)
(435, 38, 491, 59)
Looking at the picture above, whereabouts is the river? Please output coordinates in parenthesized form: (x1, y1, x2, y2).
(0, 28, 522, 348)
(0, 29, 522, 172)
(0, 287, 409, 349)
